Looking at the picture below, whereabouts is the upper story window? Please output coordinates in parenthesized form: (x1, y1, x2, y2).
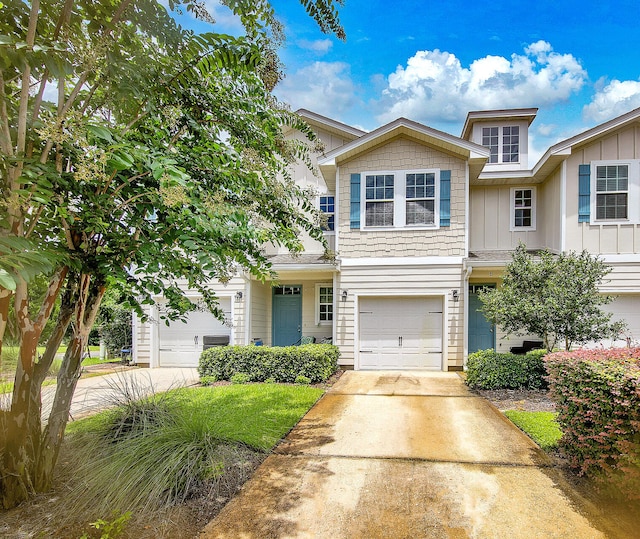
(595, 165, 628, 220)
(365, 174, 394, 226)
(510, 187, 536, 231)
(361, 169, 442, 229)
(482, 127, 499, 163)
(319, 195, 335, 231)
(406, 173, 436, 225)
(585, 160, 640, 224)
(482, 126, 519, 164)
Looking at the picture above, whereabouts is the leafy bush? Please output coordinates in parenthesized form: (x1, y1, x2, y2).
(198, 344, 339, 384)
(465, 348, 548, 389)
(295, 375, 311, 385)
(230, 372, 250, 384)
(200, 375, 218, 386)
(545, 348, 640, 499)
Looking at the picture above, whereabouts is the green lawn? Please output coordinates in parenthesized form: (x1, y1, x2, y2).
(504, 410, 562, 450)
(1, 345, 106, 393)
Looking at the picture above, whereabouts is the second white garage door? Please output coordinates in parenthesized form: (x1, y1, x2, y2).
(600, 294, 640, 348)
(358, 296, 443, 370)
(158, 298, 232, 367)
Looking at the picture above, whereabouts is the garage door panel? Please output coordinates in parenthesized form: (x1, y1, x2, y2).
(359, 297, 443, 370)
(158, 299, 231, 367)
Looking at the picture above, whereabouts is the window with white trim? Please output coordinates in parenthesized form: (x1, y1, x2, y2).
(319, 195, 335, 231)
(482, 126, 519, 164)
(365, 174, 394, 226)
(316, 284, 333, 325)
(362, 169, 440, 229)
(588, 160, 640, 223)
(510, 187, 536, 231)
(406, 173, 435, 225)
(595, 164, 628, 220)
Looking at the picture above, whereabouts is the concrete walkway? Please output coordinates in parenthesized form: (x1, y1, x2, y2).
(200, 371, 631, 539)
(40, 367, 199, 420)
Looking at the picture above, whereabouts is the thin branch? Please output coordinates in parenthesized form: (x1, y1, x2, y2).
(0, 70, 13, 156)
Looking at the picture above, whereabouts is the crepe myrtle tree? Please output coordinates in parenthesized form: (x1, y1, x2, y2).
(479, 244, 626, 352)
(0, 0, 344, 508)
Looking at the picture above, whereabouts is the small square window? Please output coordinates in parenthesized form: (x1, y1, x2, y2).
(319, 196, 335, 231)
(317, 285, 333, 324)
(511, 187, 535, 230)
(595, 165, 629, 220)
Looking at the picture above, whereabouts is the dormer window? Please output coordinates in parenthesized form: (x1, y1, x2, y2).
(482, 126, 519, 164)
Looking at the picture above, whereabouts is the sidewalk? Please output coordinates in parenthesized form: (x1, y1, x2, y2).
(40, 367, 199, 420)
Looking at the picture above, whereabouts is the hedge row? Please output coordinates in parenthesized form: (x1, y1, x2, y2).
(545, 348, 640, 499)
(198, 344, 339, 384)
(465, 349, 548, 389)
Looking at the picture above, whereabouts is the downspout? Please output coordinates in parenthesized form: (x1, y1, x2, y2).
(463, 264, 473, 370)
(560, 159, 567, 253)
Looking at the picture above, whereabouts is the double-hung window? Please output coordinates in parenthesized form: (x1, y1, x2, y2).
(316, 284, 333, 325)
(595, 165, 628, 220)
(365, 174, 394, 226)
(510, 187, 536, 231)
(406, 173, 435, 225)
(482, 126, 519, 164)
(319, 195, 335, 231)
(361, 169, 441, 229)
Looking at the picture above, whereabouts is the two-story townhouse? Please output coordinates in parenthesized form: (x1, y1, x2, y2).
(133, 106, 640, 370)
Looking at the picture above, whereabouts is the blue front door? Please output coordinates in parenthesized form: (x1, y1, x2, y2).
(272, 285, 302, 346)
(468, 286, 496, 353)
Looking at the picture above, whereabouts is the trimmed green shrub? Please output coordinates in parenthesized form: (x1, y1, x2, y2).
(295, 375, 311, 385)
(198, 344, 339, 384)
(230, 372, 250, 385)
(465, 348, 548, 389)
(200, 375, 218, 386)
(545, 348, 640, 499)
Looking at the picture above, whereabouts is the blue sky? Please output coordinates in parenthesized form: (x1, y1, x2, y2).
(175, 0, 640, 166)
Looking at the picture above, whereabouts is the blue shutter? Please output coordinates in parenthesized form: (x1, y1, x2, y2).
(578, 164, 590, 223)
(440, 170, 451, 227)
(350, 173, 361, 229)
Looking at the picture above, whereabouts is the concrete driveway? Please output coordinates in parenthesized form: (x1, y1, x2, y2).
(200, 371, 631, 539)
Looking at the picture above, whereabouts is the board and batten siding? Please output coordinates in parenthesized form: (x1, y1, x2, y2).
(338, 137, 467, 258)
(336, 263, 465, 370)
(564, 125, 640, 254)
(250, 280, 270, 346)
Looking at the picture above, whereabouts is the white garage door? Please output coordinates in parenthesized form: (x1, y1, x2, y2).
(158, 298, 232, 367)
(358, 297, 443, 370)
(598, 295, 640, 348)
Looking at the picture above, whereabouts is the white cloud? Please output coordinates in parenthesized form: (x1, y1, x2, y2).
(376, 41, 587, 125)
(297, 39, 333, 54)
(583, 79, 640, 122)
(275, 62, 359, 117)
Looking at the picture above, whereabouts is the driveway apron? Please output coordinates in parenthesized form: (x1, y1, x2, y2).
(199, 371, 627, 539)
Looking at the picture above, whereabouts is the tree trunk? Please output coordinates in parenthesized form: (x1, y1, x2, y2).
(35, 277, 106, 491)
(0, 268, 66, 509)
(0, 288, 11, 361)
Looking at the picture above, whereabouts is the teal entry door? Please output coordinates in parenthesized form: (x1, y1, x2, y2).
(272, 285, 302, 346)
(468, 285, 496, 353)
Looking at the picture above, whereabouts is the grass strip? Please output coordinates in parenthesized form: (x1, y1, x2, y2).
(504, 410, 562, 451)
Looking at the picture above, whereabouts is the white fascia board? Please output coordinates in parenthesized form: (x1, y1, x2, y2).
(319, 118, 489, 164)
(296, 109, 366, 138)
(477, 169, 535, 181)
(340, 256, 464, 267)
(270, 264, 338, 272)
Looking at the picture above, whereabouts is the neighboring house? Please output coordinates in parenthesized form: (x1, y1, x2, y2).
(133, 107, 640, 370)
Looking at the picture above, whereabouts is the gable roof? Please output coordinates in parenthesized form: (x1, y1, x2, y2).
(461, 108, 538, 140)
(318, 117, 490, 180)
(296, 109, 366, 141)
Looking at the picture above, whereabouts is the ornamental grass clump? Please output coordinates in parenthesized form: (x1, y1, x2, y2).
(545, 348, 640, 499)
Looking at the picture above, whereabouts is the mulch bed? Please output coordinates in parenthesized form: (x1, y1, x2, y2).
(473, 387, 556, 412)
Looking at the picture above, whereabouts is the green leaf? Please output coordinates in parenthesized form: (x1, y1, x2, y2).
(87, 125, 114, 142)
(0, 269, 16, 291)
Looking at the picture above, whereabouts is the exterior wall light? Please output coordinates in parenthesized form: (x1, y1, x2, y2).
(341, 289, 348, 302)
(235, 291, 243, 302)
(452, 289, 459, 302)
